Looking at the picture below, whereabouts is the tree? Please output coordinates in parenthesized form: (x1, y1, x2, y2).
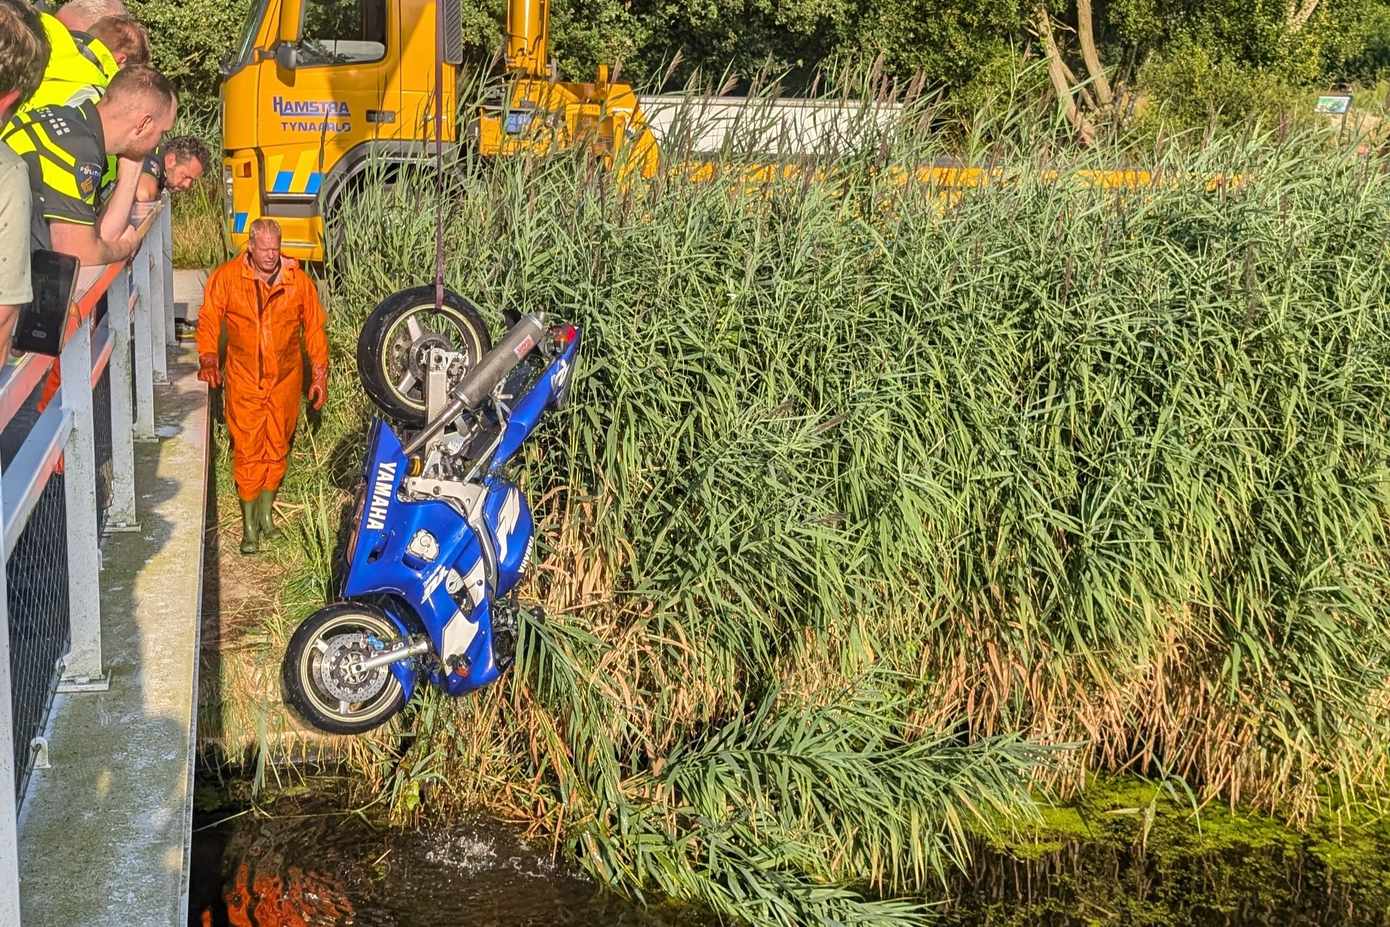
(1028, 0, 1378, 142)
(118, 0, 1390, 128)
(1075, 0, 1113, 104)
(1033, 2, 1101, 143)
(125, 0, 252, 110)
(1287, 0, 1323, 31)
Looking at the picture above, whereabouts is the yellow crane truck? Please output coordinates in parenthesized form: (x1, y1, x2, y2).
(220, 0, 1158, 262)
(221, 0, 660, 261)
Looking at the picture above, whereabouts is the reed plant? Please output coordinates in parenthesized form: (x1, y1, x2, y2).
(168, 103, 228, 268)
(236, 82, 1390, 923)
(171, 174, 227, 268)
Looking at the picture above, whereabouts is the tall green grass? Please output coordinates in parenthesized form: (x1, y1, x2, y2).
(250, 87, 1390, 923)
(171, 174, 227, 268)
(168, 103, 227, 269)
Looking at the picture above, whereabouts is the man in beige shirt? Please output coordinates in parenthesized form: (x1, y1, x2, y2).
(0, 0, 51, 365)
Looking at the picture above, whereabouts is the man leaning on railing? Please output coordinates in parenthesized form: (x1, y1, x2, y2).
(0, 0, 51, 366)
(136, 135, 210, 202)
(2, 65, 175, 266)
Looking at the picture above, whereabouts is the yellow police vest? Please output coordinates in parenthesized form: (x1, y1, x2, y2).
(18, 14, 116, 114)
(3, 101, 108, 249)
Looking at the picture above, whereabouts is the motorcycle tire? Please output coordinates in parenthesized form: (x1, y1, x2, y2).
(356, 286, 492, 427)
(281, 601, 408, 735)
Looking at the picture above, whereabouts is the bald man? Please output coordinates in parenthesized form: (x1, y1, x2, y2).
(197, 219, 329, 554)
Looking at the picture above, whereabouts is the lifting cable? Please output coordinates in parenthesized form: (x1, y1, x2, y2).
(433, 0, 446, 315)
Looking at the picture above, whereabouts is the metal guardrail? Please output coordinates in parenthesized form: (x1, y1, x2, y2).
(0, 196, 178, 926)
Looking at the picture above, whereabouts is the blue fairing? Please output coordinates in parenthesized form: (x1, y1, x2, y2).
(339, 326, 578, 702)
(492, 330, 580, 471)
(344, 421, 524, 696)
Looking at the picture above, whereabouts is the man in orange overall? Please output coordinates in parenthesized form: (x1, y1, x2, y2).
(196, 218, 328, 553)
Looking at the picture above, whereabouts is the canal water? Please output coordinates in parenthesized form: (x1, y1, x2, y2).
(189, 791, 1390, 927)
(189, 798, 706, 926)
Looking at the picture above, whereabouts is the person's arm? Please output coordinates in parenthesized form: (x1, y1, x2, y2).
(300, 273, 329, 409)
(134, 148, 165, 205)
(195, 269, 225, 387)
(0, 308, 19, 367)
(45, 145, 138, 265)
(135, 172, 160, 203)
(99, 157, 142, 241)
(0, 160, 31, 365)
(134, 149, 166, 204)
(49, 220, 138, 266)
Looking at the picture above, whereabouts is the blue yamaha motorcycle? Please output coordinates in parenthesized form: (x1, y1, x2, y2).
(282, 294, 578, 734)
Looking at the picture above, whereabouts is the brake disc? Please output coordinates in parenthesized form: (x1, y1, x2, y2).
(402, 332, 451, 382)
(315, 633, 388, 704)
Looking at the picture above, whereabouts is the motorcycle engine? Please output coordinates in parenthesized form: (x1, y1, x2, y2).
(414, 408, 499, 481)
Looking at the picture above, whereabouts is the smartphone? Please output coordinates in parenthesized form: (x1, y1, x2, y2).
(14, 249, 80, 357)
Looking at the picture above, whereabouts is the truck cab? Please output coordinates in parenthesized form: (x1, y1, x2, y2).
(221, 0, 656, 262)
(222, 0, 456, 261)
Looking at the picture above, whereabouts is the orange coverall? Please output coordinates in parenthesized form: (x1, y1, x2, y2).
(196, 254, 328, 502)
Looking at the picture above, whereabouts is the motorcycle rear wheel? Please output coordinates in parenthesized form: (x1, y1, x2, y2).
(281, 602, 408, 735)
(356, 286, 492, 427)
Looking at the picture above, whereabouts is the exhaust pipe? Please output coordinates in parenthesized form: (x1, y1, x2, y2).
(404, 314, 547, 456)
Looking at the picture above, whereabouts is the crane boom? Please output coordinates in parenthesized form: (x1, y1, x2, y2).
(505, 0, 550, 78)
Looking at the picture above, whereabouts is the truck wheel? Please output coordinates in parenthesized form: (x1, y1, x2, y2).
(356, 286, 492, 426)
(281, 602, 408, 735)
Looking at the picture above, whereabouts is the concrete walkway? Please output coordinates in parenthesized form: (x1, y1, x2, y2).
(173, 268, 207, 328)
(16, 346, 208, 926)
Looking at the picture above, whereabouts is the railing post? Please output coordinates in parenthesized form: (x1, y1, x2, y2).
(57, 311, 107, 692)
(161, 193, 176, 346)
(132, 229, 156, 442)
(0, 471, 21, 925)
(105, 266, 139, 531)
(148, 210, 169, 384)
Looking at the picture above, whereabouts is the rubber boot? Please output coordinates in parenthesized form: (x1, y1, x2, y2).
(239, 499, 260, 554)
(257, 490, 281, 540)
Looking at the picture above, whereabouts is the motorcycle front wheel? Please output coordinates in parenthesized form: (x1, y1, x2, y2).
(356, 286, 492, 427)
(281, 602, 408, 735)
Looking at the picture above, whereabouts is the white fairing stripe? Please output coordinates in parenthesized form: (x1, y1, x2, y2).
(441, 607, 480, 661)
(495, 489, 521, 562)
(444, 561, 489, 664)
(441, 562, 487, 660)
(463, 560, 485, 604)
(422, 563, 447, 599)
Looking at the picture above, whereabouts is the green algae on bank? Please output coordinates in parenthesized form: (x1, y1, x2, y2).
(956, 778, 1390, 926)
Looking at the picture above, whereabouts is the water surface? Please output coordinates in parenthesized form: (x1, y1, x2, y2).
(190, 793, 1390, 926)
(190, 801, 706, 926)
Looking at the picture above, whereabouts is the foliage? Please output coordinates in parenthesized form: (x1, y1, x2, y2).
(1133, 38, 1313, 132)
(1339, 1, 1390, 82)
(118, 0, 1390, 125)
(840, 0, 1025, 92)
(165, 105, 227, 269)
(170, 174, 227, 269)
(123, 0, 253, 107)
(204, 92, 1390, 924)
